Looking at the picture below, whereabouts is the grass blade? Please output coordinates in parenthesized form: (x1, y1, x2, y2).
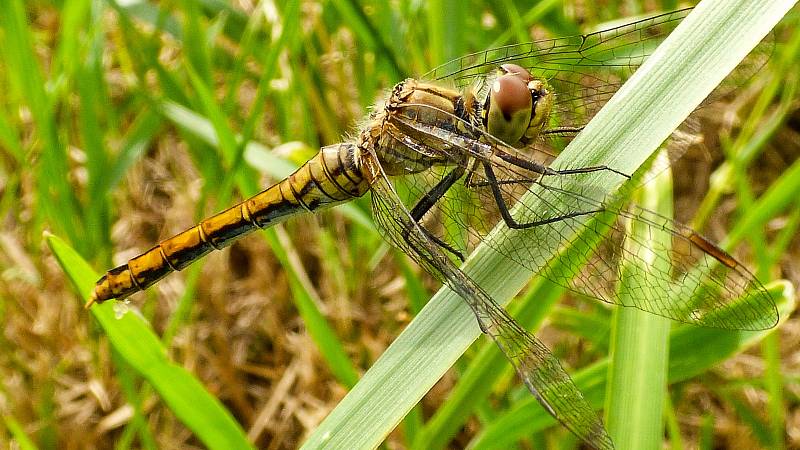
(605, 158, 673, 449)
(46, 234, 253, 450)
(2, 414, 38, 450)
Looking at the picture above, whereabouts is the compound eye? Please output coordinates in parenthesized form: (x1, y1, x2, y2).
(499, 63, 533, 83)
(492, 75, 532, 121)
(485, 73, 533, 144)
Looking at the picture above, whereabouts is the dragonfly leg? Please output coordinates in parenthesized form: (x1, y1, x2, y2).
(540, 125, 584, 136)
(461, 158, 481, 190)
(552, 165, 630, 178)
(406, 165, 467, 262)
(420, 228, 465, 262)
(496, 151, 630, 179)
(481, 161, 603, 230)
(466, 177, 535, 188)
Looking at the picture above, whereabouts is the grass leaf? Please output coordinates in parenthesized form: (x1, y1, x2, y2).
(605, 159, 673, 449)
(46, 234, 253, 450)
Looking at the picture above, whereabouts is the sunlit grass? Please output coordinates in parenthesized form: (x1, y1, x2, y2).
(1, 0, 798, 449)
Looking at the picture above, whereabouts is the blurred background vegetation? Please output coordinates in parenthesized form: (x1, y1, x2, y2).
(1, 0, 799, 448)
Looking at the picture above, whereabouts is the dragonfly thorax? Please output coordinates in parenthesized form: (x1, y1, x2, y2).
(481, 63, 553, 147)
(368, 67, 556, 179)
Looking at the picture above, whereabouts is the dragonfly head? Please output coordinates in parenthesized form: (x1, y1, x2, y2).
(483, 63, 553, 146)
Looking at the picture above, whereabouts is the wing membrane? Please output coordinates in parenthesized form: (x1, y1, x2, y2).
(387, 103, 778, 331)
(424, 8, 772, 145)
(424, 8, 692, 128)
(362, 150, 613, 450)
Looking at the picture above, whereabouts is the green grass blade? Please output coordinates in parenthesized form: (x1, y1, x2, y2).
(605, 160, 673, 449)
(301, 2, 795, 448)
(113, 355, 158, 450)
(726, 158, 800, 247)
(47, 234, 253, 450)
(426, 0, 466, 64)
(762, 331, 787, 448)
(662, 393, 684, 449)
(329, 0, 405, 78)
(2, 414, 38, 450)
(724, 393, 773, 446)
(2, 0, 81, 246)
(104, 109, 163, 194)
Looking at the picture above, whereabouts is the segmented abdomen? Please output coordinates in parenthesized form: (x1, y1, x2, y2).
(89, 143, 367, 305)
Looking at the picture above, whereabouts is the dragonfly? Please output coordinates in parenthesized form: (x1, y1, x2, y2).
(87, 8, 779, 449)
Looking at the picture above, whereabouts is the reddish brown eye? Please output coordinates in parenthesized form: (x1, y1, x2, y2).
(491, 74, 532, 121)
(485, 73, 533, 144)
(499, 63, 533, 83)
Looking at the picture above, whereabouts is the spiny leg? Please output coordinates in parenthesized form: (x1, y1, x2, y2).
(541, 125, 585, 136)
(406, 165, 467, 262)
(495, 151, 630, 179)
(481, 161, 604, 230)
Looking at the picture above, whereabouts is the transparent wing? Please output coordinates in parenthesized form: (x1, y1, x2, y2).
(386, 104, 778, 331)
(424, 8, 692, 128)
(361, 151, 614, 450)
(424, 7, 772, 143)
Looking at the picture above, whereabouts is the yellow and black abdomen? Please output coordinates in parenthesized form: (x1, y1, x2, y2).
(88, 143, 367, 306)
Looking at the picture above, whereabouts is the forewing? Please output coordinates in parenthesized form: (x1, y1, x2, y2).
(361, 150, 613, 450)
(424, 7, 772, 147)
(496, 175, 779, 331)
(424, 8, 692, 127)
(387, 106, 777, 330)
